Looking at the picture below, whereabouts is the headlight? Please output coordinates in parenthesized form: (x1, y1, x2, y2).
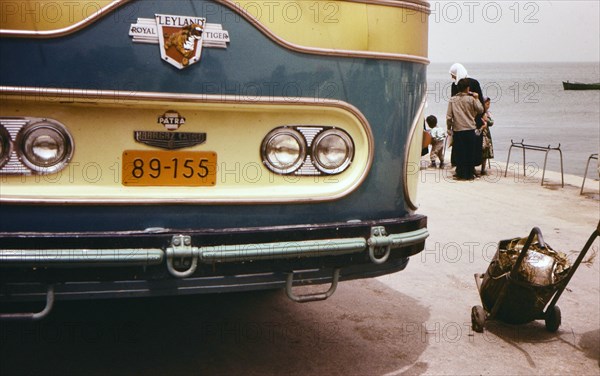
(261, 128, 306, 174)
(0, 126, 10, 169)
(311, 129, 354, 174)
(17, 120, 73, 174)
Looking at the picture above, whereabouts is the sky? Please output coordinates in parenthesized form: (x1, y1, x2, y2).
(428, 0, 600, 63)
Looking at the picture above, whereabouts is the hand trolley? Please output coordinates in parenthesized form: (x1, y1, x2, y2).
(471, 223, 599, 333)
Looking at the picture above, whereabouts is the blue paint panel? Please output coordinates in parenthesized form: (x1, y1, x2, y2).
(0, 0, 427, 232)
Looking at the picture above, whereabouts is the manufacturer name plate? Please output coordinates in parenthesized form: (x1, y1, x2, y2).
(134, 131, 207, 150)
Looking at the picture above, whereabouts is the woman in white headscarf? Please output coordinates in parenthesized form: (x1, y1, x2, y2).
(449, 63, 468, 84)
(449, 63, 485, 174)
(449, 63, 484, 104)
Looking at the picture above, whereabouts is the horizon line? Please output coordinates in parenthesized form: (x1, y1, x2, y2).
(429, 60, 600, 65)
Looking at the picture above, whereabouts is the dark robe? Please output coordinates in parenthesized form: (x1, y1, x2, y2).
(451, 77, 484, 167)
(452, 129, 477, 179)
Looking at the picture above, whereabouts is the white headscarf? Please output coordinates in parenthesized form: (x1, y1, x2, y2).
(449, 63, 468, 84)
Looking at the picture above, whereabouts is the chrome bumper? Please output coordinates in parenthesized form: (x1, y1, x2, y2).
(0, 227, 429, 278)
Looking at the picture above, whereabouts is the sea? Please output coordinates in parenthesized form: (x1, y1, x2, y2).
(426, 62, 600, 177)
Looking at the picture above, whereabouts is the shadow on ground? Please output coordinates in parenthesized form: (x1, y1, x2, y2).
(484, 320, 600, 369)
(579, 329, 600, 363)
(0, 279, 430, 376)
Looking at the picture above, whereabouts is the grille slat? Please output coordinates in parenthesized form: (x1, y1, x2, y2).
(294, 127, 324, 176)
(1, 118, 32, 175)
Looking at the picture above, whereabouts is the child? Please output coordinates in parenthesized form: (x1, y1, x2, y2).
(480, 97, 494, 175)
(426, 115, 446, 168)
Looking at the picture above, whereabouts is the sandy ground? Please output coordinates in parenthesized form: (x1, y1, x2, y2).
(376, 160, 600, 375)
(0, 161, 598, 376)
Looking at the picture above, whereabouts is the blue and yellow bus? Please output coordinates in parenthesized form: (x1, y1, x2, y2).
(0, 0, 429, 318)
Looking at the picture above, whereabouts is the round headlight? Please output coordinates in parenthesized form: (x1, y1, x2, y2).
(261, 128, 306, 174)
(18, 121, 73, 174)
(0, 126, 11, 169)
(312, 129, 354, 174)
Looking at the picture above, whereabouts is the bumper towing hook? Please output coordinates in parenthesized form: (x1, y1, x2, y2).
(166, 235, 199, 278)
(368, 226, 392, 264)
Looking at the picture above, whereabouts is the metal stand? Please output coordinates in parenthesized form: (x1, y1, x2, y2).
(504, 139, 564, 187)
(580, 153, 599, 195)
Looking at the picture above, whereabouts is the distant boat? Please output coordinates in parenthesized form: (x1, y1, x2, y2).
(563, 81, 600, 90)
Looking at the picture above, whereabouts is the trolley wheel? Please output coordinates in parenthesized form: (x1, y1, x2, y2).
(471, 305, 486, 333)
(545, 305, 561, 332)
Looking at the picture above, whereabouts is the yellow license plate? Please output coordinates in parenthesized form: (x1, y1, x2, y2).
(122, 151, 217, 186)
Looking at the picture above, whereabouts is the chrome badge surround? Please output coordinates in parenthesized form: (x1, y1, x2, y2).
(129, 14, 230, 70)
(134, 110, 206, 150)
(134, 131, 207, 150)
(158, 110, 186, 131)
(0, 117, 74, 175)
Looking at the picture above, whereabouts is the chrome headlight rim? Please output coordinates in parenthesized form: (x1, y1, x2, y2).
(311, 128, 354, 175)
(16, 120, 74, 175)
(261, 127, 307, 175)
(0, 126, 11, 169)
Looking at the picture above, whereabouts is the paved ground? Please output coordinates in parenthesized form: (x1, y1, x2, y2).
(377, 161, 600, 375)
(0, 162, 598, 375)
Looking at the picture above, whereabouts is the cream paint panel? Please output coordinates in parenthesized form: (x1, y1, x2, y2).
(403, 99, 426, 211)
(230, 0, 428, 57)
(365, 4, 428, 56)
(0, 0, 119, 31)
(0, 92, 372, 203)
(232, 0, 369, 51)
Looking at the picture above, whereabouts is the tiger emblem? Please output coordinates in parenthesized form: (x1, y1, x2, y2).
(163, 23, 204, 66)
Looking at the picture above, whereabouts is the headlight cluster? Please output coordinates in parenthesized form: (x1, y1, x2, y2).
(261, 126, 354, 175)
(0, 118, 74, 175)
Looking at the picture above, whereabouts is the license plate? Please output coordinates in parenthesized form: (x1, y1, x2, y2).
(122, 150, 217, 186)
